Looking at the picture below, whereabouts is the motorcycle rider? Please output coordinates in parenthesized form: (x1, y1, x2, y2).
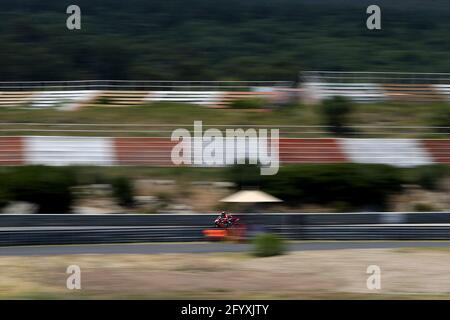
(217, 211, 233, 227)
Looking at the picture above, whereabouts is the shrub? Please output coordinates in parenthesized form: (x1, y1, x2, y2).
(0, 187, 9, 210)
(251, 233, 286, 257)
(96, 96, 111, 105)
(5, 166, 76, 213)
(414, 203, 436, 212)
(260, 164, 404, 211)
(154, 192, 173, 210)
(227, 163, 261, 189)
(111, 177, 135, 208)
(432, 105, 450, 132)
(320, 96, 354, 135)
(405, 165, 449, 191)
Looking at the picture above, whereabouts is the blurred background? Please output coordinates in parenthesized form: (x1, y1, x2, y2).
(2, 0, 450, 80)
(0, 0, 448, 215)
(0, 0, 449, 300)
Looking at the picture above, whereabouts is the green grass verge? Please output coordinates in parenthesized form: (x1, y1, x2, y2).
(0, 101, 447, 137)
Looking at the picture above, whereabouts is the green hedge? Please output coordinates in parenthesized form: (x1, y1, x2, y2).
(402, 165, 449, 191)
(251, 233, 286, 257)
(432, 105, 450, 132)
(0, 166, 139, 213)
(226, 163, 450, 211)
(0, 166, 76, 213)
(257, 164, 405, 211)
(227, 163, 261, 189)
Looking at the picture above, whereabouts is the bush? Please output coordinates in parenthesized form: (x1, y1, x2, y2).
(111, 177, 135, 208)
(414, 203, 436, 212)
(227, 163, 261, 189)
(260, 164, 404, 211)
(0, 187, 9, 210)
(96, 96, 111, 105)
(417, 166, 447, 190)
(3, 166, 76, 213)
(320, 96, 354, 135)
(403, 165, 449, 190)
(252, 233, 286, 257)
(432, 105, 450, 132)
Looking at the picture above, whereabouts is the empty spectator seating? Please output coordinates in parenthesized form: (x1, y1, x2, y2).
(28, 91, 99, 110)
(0, 92, 34, 107)
(382, 84, 444, 102)
(0, 89, 283, 109)
(92, 91, 150, 107)
(143, 91, 224, 107)
(433, 85, 450, 102)
(218, 91, 281, 108)
(304, 82, 387, 103)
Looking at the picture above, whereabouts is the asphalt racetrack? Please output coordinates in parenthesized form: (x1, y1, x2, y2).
(1, 241, 450, 256)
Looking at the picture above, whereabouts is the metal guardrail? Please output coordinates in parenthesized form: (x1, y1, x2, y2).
(3, 225, 450, 246)
(2, 212, 450, 227)
(1, 213, 450, 246)
(0, 80, 294, 91)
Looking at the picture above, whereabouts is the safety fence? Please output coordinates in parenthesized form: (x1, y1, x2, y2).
(1, 213, 450, 245)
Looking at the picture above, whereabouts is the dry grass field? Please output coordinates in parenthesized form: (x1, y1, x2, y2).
(2, 248, 450, 299)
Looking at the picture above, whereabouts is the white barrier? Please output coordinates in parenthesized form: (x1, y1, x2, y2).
(24, 136, 115, 166)
(340, 138, 435, 167)
(2, 136, 448, 167)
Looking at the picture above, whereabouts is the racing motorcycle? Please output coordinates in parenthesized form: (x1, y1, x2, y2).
(214, 215, 240, 228)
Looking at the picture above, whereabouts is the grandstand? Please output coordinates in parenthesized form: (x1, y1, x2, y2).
(1, 72, 450, 109)
(0, 72, 448, 168)
(302, 82, 387, 103)
(301, 71, 450, 103)
(0, 80, 293, 110)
